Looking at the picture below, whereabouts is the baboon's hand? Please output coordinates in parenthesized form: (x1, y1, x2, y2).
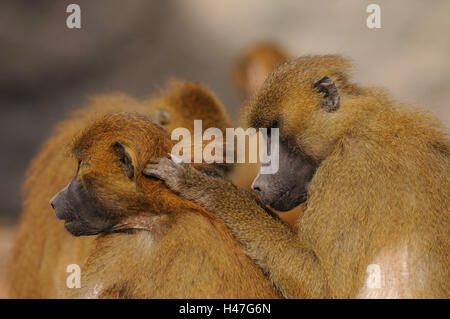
(143, 156, 258, 214)
(143, 156, 223, 202)
(144, 157, 189, 193)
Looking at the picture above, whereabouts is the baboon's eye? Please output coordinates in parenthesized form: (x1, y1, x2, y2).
(112, 142, 134, 179)
(119, 153, 134, 179)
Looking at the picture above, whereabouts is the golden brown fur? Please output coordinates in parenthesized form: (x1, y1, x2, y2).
(65, 113, 277, 298)
(148, 55, 449, 298)
(7, 81, 234, 298)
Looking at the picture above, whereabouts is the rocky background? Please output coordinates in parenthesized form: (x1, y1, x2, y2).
(1, 0, 449, 297)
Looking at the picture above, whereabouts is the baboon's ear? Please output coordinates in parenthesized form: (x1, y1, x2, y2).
(313, 76, 340, 112)
(112, 142, 135, 179)
(155, 109, 170, 126)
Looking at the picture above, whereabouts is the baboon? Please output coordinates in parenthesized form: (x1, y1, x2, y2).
(50, 112, 278, 298)
(232, 51, 370, 229)
(7, 81, 234, 298)
(145, 55, 450, 298)
(233, 42, 288, 97)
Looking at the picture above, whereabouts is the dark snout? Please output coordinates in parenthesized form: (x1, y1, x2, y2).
(251, 172, 308, 211)
(250, 139, 317, 211)
(50, 184, 71, 220)
(251, 174, 274, 204)
(50, 178, 116, 236)
(251, 173, 297, 211)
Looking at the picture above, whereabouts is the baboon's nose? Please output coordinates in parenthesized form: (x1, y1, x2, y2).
(251, 177, 271, 203)
(49, 191, 63, 210)
(49, 195, 56, 209)
(251, 179, 262, 193)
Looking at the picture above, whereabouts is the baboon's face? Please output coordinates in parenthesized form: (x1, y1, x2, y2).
(249, 73, 341, 211)
(50, 142, 139, 236)
(50, 113, 178, 237)
(251, 138, 316, 211)
(50, 173, 117, 236)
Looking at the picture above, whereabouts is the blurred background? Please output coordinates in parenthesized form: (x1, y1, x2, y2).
(0, 0, 449, 296)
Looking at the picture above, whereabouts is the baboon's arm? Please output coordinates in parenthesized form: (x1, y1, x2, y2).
(144, 158, 329, 298)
